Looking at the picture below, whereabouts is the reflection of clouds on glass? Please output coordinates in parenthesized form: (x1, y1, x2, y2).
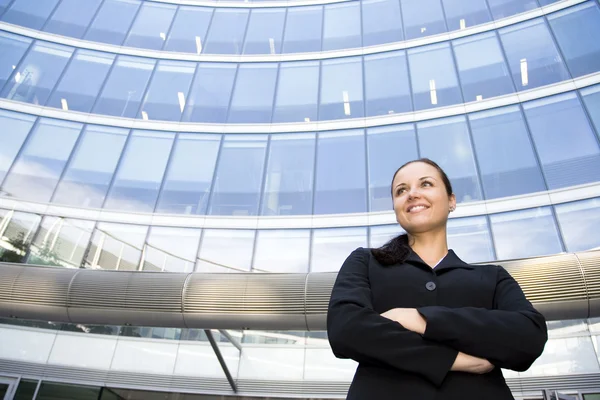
(311, 227, 367, 272)
(555, 198, 600, 252)
(254, 229, 310, 273)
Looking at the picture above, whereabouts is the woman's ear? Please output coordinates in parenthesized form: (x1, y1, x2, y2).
(449, 193, 457, 212)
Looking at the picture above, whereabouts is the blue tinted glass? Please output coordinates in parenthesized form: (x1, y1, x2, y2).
(555, 198, 600, 252)
(0, 110, 35, 184)
(2, 0, 58, 29)
(401, 0, 447, 39)
(52, 126, 128, 208)
(490, 207, 563, 259)
(228, 63, 277, 123)
(581, 85, 600, 140)
(364, 51, 412, 117)
(243, 9, 285, 55)
(469, 106, 546, 199)
(164, 6, 212, 54)
(1, 42, 72, 106)
(47, 50, 114, 113)
(144, 227, 201, 273)
(362, 0, 404, 46)
(254, 230, 310, 273)
(43, 0, 103, 38)
(548, 2, 600, 78)
(282, 6, 323, 53)
(93, 56, 155, 118)
(314, 130, 367, 214)
(0, 32, 30, 92)
(208, 135, 268, 217)
(524, 93, 600, 189)
(86, 222, 147, 271)
(408, 43, 463, 110)
(261, 133, 315, 216)
(322, 2, 361, 51)
(537, 0, 560, 4)
(156, 134, 220, 215)
(448, 216, 494, 263)
(1, 118, 81, 203)
(320, 57, 364, 120)
(197, 229, 255, 272)
(104, 131, 174, 212)
(453, 32, 514, 102)
(417, 116, 482, 202)
(311, 227, 367, 272)
(272, 61, 319, 123)
(140, 61, 196, 122)
(182, 63, 236, 124)
(0, 0, 11, 16)
(499, 19, 570, 91)
(367, 125, 418, 211)
(85, 0, 140, 46)
(204, 9, 249, 54)
(441, 0, 492, 30)
(124, 2, 176, 50)
(370, 225, 404, 248)
(488, 0, 538, 20)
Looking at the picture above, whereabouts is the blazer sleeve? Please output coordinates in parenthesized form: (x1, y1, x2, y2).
(417, 265, 548, 371)
(327, 248, 459, 386)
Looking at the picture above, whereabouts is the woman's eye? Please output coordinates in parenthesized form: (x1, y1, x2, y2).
(422, 181, 432, 187)
(396, 188, 406, 195)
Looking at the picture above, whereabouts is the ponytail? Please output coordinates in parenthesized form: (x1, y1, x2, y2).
(371, 233, 411, 266)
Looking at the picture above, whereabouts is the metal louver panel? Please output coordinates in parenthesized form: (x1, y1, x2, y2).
(305, 272, 337, 331)
(578, 251, 600, 317)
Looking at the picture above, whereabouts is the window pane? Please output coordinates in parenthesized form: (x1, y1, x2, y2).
(417, 116, 482, 202)
(453, 32, 514, 102)
(261, 133, 315, 216)
(1, 119, 82, 203)
(84, 222, 147, 271)
(0, 0, 11, 16)
(490, 207, 563, 259)
(581, 85, 600, 140)
(523, 93, 600, 189)
(197, 229, 255, 272)
(282, 6, 322, 53)
(469, 105, 546, 199)
(272, 61, 319, 123)
(43, 0, 103, 38)
(314, 130, 367, 214)
(209, 135, 268, 216)
(548, 2, 600, 78)
(447, 216, 494, 263)
(104, 131, 174, 212)
(487, 0, 538, 20)
(140, 61, 195, 122)
(524, 336, 600, 376)
(362, 0, 403, 46)
(34, 381, 101, 399)
(2, 42, 73, 106)
(93, 56, 154, 118)
(243, 9, 285, 54)
(2, 0, 58, 29)
(322, 2, 361, 51)
(182, 63, 236, 123)
(402, 0, 447, 39)
(47, 50, 114, 113)
(311, 227, 367, 272)
(254, 230, 310, 273)
(364, 51, 412, 117)
(0, 210, 40, 264)
(164, 6, 212, 54)
(204, 9, 249, 54)
(370, 224, 404, 248)
(555, 198, 600, 252)
(124, 2, 176, 50)
(408, 43, 463, 110)
(156, 134, 220, 215)
(0, 110, 34, 184)
(85, 0, 140, 46)
(499, 19, 570, 91)
(441, 0, 491, 31)
(52, 125, 128, 208)
(320, 57, 364, 120)
(367, 125, 418, 211)
(228, 63, 277, 123)
(143, 227, 201, 273)
(28, 217, 94, 268)
(0, 32, 30, 92)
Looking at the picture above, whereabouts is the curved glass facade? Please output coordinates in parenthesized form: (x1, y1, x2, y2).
(0, 0, 600, 398)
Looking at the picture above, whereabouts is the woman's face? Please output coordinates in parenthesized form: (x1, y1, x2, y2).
(391, 162, 456, 235)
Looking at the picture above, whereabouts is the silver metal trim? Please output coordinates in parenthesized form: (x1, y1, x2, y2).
(151, 0, 351, 8)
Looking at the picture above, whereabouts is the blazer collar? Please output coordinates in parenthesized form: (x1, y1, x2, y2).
(405, 249, 475, 272)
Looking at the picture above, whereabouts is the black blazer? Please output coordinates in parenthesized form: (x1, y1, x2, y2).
(327, 247, 548, 400)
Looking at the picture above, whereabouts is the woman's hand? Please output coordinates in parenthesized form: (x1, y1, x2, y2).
(380, 308, 427, 335)
(451, 352, 495, 374)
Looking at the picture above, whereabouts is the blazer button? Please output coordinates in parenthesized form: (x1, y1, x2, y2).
(425, 281, 437, 291)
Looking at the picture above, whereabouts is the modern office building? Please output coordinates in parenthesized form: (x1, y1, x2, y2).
(0, 0, 600, 398)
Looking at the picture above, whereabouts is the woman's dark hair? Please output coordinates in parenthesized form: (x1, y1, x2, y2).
(371, 158, 453, 266)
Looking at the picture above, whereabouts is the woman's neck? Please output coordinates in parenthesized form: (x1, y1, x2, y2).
(408, 229, 449, 268)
